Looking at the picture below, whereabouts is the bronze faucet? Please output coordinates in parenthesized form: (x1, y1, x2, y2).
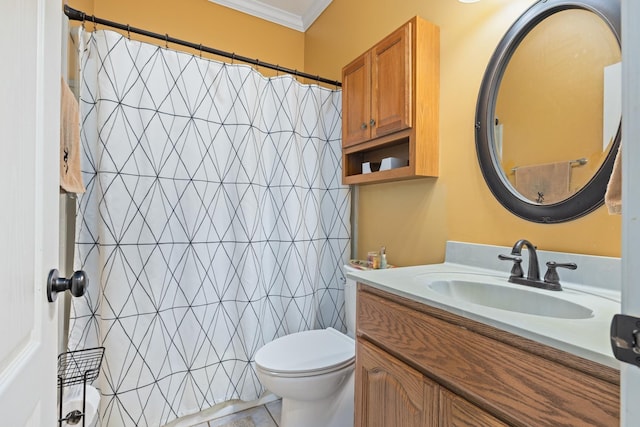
(511, 239, 540, 282)
(499, 239, 576, 291)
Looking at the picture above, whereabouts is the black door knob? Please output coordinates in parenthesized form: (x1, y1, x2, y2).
(47, 269, 89, 302)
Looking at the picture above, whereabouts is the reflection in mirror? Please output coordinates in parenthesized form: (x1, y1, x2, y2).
(475, 0, 621, 223)
(495, 9, 621, 205)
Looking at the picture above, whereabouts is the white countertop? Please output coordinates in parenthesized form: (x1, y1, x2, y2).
(347, 242, 622, 369)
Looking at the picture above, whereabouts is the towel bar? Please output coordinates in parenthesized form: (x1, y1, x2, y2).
(510, 157, 587, 174)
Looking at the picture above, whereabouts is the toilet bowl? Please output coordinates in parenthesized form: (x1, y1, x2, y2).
(254, 265, 358, 427)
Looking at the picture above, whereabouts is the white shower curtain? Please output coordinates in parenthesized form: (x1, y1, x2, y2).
(69, 29, 350, 427)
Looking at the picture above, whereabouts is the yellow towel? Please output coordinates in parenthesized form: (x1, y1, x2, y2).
(605, 146, 622, 215)
(514, 161, 571, 204)
(60, 77, 85, 193)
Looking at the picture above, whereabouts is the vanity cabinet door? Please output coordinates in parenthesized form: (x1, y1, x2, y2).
(439, 389, 509, 427)
(355, 339, 438, 427)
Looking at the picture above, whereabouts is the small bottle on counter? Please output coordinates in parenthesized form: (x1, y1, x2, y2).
(380, 246, 387, 269)
(372, 253, 381, 269)
(367, 251, 378, 268)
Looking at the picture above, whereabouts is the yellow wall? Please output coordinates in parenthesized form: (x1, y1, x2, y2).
(68, 0, 94, 15)
(66, 0, 622, 266)
(305, 0, 622, 265)
(67, 0, 305, 74)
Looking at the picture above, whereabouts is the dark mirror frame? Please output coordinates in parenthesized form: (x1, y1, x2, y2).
(475, 0, 621, 223)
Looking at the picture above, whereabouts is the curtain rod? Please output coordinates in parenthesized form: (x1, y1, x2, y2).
(63, 5, 342, 88)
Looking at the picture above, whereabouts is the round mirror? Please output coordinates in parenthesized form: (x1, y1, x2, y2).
(475, 0, 621, 223)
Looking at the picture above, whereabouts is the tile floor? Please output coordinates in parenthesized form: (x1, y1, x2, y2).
(190, 400, 282, 427)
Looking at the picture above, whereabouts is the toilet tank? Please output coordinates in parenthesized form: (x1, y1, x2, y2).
(343, 265, 358, 338)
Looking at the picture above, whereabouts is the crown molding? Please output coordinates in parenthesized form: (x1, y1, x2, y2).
(300, 0, 332, 31)
(209, 0, 332, 32)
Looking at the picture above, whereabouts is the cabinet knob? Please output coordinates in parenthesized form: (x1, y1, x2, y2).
(370, 118, 376, 127)
(361, 123, 367, 130)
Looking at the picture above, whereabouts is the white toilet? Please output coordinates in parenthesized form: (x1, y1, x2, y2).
(254, 265, 358, 427)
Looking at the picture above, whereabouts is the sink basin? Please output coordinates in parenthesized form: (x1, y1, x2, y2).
(426, 278, 594, 319)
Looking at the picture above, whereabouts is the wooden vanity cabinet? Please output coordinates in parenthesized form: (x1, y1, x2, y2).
(439, 388, 509, 427)
(355, 284, 620, 427)
(356, 339, 438, 427)
(341, 16, 439, 185)
(356, 339, 505, 427)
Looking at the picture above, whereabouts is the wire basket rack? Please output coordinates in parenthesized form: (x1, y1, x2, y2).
(57, 347, 105, 427)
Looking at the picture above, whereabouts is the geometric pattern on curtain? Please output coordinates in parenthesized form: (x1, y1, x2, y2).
(69, 29, 350, 427)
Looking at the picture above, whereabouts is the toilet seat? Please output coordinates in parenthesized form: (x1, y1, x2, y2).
(255, 327, 355, 378)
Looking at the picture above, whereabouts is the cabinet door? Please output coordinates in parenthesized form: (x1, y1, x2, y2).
(342, 52, 371, 147)
(439, 389, 509, 427)
(355, 340, 438, 427)
(371, 22, 412, 139)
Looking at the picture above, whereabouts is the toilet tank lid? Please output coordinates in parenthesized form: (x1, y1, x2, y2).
(255, 327, 354, 374)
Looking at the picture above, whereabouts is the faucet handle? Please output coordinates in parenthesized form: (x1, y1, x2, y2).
(498, 254, 523, 278)
(543, 261, 577, 287)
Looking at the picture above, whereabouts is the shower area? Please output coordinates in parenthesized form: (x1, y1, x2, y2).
(62, 9, 351, 426)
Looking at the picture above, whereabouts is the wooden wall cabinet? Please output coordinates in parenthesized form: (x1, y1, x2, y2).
(341, 16, 440, 185)
(355, 284, 620, 427)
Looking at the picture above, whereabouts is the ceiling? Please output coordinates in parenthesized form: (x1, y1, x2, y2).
(208, 0, 332, 32)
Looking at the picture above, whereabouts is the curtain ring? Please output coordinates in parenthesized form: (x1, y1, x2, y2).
(126, 24, 131, 40)
(255, 59, 260, 72)
(164, 33, 169, 49)
(91, 15, 97, 32)
(231, 53, 235, 64)
(198, 43, 203, 58)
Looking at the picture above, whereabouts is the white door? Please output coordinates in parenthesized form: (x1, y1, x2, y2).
(0, 0, 61, 425)
(621, 1, 640, 425)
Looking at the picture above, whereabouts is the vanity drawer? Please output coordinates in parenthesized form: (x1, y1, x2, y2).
(357, 286, 619, 426)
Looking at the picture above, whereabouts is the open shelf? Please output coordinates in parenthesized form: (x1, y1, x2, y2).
(343, 136, 412, 184)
